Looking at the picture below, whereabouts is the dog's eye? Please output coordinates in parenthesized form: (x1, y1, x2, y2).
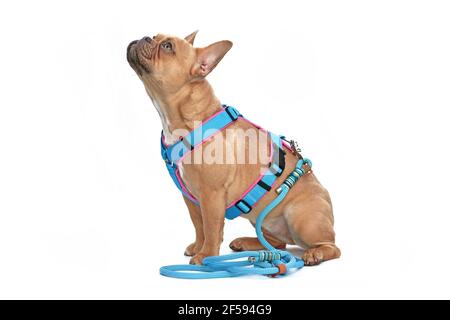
(161, 41, 173, 52)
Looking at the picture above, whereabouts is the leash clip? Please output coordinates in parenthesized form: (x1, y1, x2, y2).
(280, 136, 303, 159)
(289, 139, 303, 159)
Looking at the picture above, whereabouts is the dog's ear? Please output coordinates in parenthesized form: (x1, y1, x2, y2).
(191, 40, 233, 78)
(184, 30, 198, 45)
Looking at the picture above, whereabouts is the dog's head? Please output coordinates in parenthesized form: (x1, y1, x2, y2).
(127, 31, 232, 96)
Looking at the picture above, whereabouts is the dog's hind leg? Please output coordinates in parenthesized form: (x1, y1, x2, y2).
(284, 195, 341, 266)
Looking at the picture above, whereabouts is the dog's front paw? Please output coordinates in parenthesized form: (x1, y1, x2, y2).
(184, 242, 202, 257)
(189, 253, 208, 265)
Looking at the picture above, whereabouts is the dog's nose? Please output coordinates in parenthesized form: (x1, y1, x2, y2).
(143, 36, 152, 43)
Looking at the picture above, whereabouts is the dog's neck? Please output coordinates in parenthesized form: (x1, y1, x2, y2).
(149, 79, 221, 145)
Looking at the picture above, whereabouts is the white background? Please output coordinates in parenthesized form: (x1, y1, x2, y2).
(0, 0, 449, 299)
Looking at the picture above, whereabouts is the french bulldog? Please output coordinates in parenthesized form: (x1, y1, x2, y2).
(127, 31, 340, 266)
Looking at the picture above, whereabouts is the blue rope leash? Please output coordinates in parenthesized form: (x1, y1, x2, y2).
(159, 159, 312, 279)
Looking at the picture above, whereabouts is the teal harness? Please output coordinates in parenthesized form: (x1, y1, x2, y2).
(159, 105, 312, 278)
(160, 106, 286, 220)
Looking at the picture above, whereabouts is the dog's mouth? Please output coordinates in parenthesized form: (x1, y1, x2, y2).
(127, 37, 155, 74)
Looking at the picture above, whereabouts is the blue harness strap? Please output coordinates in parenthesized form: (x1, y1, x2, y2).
(160, 105, 286, 219)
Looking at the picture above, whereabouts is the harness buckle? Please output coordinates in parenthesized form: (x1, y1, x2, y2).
(268, 144, 286, 178)
(257, 179, 272, 192)
(235, 199, 252, 214)
(225, 106, 240, 121)
(164, 159, 174, 167)
(269, 162, 283, 177)
(180, 137, 195, 151)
